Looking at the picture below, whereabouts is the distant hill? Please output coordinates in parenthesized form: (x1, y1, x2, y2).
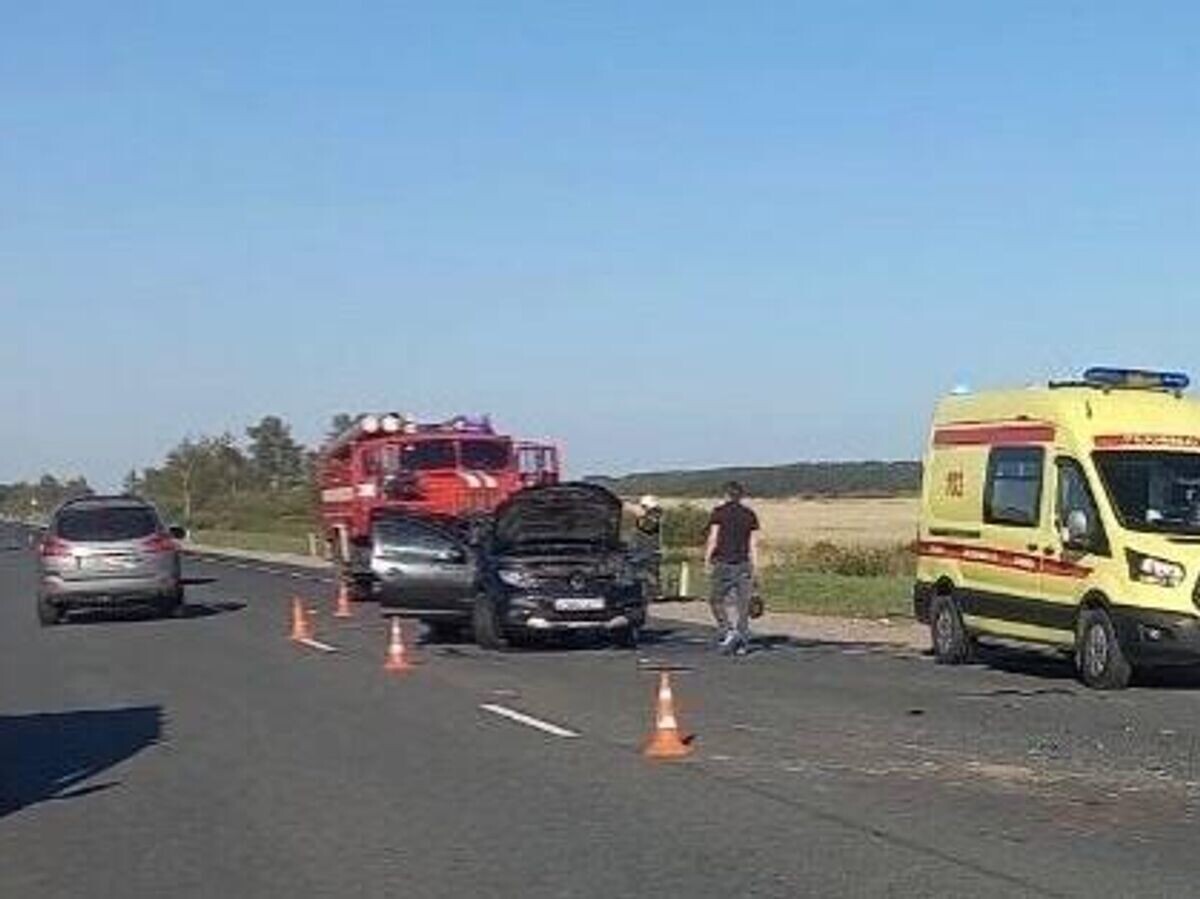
(586, 460, 922, 499)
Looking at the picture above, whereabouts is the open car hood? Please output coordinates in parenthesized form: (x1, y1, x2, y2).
(493, 483, 623, 551)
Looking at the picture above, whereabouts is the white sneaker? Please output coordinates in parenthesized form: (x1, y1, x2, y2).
(718, 631, 737, 653)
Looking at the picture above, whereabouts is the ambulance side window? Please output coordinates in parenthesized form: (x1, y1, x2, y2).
(1056, 458, 1110, 555)
(984, 447, 1044, 528)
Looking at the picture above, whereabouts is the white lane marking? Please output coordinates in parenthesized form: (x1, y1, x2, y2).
(296, 637, 338, 653)
(479, 704, 579, 739)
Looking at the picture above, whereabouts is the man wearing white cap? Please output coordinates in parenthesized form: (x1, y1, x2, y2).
(631, 495, 664, 602)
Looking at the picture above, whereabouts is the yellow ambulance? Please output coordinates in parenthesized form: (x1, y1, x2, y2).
(915, 367, 1200, 689)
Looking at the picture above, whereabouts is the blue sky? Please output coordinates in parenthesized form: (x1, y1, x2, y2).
(2, 3, 1198, 487)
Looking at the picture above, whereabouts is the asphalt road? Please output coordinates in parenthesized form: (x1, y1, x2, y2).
(4, 519, 1200, 898)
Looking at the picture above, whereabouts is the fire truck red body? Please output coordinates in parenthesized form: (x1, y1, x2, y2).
(318, 413, 560, 560)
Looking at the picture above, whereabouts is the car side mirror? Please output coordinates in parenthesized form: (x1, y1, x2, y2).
(169, 525, 188, 541)
(1063, 510, 1089, 545)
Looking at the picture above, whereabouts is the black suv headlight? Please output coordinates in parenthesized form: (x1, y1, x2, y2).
(498, 568, 538, 590)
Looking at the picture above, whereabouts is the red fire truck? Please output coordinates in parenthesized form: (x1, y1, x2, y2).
(318, 413, 560, 583)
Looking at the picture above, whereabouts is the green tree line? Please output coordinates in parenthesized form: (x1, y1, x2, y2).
(0, 474, 93, 520)
(128, 415, 335, 535)
(588, 460, 921, 499)
(2, 414, 349, 535)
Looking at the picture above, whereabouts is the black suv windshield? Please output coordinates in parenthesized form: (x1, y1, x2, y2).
(1094, 451, 1200, 535)
(461, 440, 512, 471)
(56, 506, 160, 541)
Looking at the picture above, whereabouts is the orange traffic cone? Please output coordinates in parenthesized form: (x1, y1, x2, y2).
(333, 582, 353, 619)
(383, 617, 412, 673)
(290, 597, 311, 642)
(644, 671, 692, 759)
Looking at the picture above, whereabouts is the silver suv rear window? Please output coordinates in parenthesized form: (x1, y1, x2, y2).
(56, 506, 160, 542)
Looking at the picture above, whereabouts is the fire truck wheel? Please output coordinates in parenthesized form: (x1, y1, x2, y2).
(425, 621, 468, 644)
(472, 595, 508, 651)
(345, 577, 372, 602)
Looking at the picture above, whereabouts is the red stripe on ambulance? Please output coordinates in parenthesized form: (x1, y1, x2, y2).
(933, 423, 1056, 447)
(917, 540, 1091, 579)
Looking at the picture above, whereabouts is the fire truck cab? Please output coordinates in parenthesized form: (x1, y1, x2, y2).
(319, 413, 560, 586)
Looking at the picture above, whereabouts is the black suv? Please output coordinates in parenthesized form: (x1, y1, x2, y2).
(362, 483, 647, 648)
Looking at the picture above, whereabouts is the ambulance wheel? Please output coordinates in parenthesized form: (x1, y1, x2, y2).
(472, 595, 508, 651)
(1076, 607, 1132, 690)
(930, 594, 972, 664)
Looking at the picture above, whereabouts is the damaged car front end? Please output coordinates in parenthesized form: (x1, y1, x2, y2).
(476, 483, 647, 648)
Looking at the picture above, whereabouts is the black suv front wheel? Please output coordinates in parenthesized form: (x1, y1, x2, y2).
(472, 595, 508, 650)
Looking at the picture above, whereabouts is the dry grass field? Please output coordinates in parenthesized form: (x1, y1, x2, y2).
(660, 496, 918, 547)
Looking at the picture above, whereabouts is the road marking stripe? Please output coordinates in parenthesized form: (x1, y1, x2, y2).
(296, 637, 338, 653)
(480, 704, 579, 738)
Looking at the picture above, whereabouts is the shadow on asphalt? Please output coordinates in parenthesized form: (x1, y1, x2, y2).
(954, 644, 1200, 691)
(64, 601, 246, 627)
(510, 626, 683, 653)
(180, 576, 219, 587)
(0, 706, 164, 818)
(723, 634, 918, 658)
(967, 645, 1078, 682)
(422, 626, 684, 654)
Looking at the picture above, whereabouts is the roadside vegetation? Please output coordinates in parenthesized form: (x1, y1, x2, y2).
(0, 475, 92, 522)
(589, 460, 921, 498)
(659, 503, 915, 619)
(188, 529, 313, 556)
(128, 415, 322, 536)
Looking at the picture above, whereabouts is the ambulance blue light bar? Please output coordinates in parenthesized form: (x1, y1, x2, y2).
(1083, 367, 1191, 392)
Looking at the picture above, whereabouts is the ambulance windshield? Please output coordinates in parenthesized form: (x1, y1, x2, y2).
(1094, 451, 1200, 535)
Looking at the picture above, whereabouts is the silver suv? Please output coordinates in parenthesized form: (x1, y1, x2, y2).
(38, 496, 186, 625)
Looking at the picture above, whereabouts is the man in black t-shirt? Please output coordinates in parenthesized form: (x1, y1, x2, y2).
(704, 481, 760, 655)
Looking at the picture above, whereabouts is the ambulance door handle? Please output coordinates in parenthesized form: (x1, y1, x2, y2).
(1042, 547, 1057, 557)
(1026, 543, 1039, 553)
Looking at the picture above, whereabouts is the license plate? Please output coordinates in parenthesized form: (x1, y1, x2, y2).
(84, 555, 137, 571)
(554, 597, 605, 612)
